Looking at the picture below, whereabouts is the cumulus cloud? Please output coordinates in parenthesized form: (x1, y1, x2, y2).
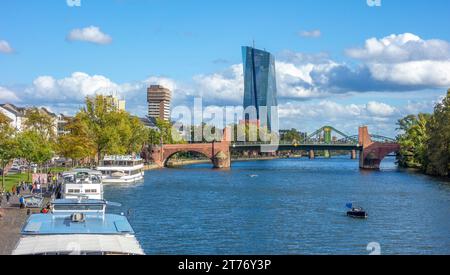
(298, 30, 321, 38)
(0, 87, 21, 102)
(0, 40, 14, 54)
(192, 64, 244, 105)
(368, 61, 450, 87)
(278, 100, 401, 136)
(366, 101, 397, 117)
(26, 72, 120, 102)
(344, 33, 450, 89)
(67, 26, 112, 45)
(346, 33, 450, 63)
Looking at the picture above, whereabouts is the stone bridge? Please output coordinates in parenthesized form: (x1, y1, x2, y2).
(149, 126, 400, 170)
(358, 126, 400, 169)
(150, 128, 232, 169)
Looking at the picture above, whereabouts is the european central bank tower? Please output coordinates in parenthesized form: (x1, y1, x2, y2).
(242, 46, 278, 132)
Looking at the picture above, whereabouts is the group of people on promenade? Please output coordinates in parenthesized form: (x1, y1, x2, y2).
(0, 172, 62, 209)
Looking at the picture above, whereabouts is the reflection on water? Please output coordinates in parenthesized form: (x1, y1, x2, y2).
(104, 156, 450, 255)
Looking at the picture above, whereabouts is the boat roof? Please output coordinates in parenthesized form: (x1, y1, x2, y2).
(63, 169, 102, 175)
(103, 155, 142, 161)
(12, 234, 145, 255)
(21, 213, 135, 235)
(52, 199, 106, 205)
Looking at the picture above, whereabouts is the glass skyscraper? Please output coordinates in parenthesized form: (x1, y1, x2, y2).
(242, 46, 278, 132)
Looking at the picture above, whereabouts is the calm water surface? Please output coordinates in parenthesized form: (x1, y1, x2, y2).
(104, 157, 450, 255)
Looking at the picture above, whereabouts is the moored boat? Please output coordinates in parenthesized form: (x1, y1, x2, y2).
(96, 155, 144, 184)
(61, 169, 104, 200)
(12, 198, 145, 255)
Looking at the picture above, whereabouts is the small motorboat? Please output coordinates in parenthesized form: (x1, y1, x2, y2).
(347, 207, 368, 219)
(346, 203, 368, 219)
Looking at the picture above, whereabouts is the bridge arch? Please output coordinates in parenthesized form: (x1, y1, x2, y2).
(163, 150, 213, 167)
(358, 126, 400, 169)
(151, 128, 231, 169)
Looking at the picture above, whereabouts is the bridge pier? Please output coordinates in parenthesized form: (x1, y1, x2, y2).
(358, 126, 400, 170)
(324, 150, 330, 158)
(309, 150, 315, 159)
(212, 151, 231, 169)
(351, 150, 357, 160)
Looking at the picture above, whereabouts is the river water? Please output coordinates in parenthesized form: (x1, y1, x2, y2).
(104, 157, 450, 255)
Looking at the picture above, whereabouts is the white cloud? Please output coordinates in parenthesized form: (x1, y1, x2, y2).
(144, 76, 178, 93)
(25, 72, 121, 102)
(67, 26, 112, 45)
(345, 33, 450, 88)
(0, 40, 13, 54)
(346, 33, 450, 63)
(192, 64, 244, 105)
(278, 100, 401, 136)
(299, 30, 321, 38)
(0, 87, 21, 102)
(366, 101, 397, 117)
(369, 60, 450, 87)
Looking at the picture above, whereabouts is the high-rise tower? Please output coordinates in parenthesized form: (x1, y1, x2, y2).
(242, 46, 278, 131)
(147, 85, 172, 121)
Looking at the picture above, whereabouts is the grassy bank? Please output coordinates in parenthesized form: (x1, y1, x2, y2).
(1, 173, 28, 192)
(1, 167, 67, 192)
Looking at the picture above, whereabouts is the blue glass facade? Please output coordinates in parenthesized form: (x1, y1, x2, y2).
(242, 46, 278, 131)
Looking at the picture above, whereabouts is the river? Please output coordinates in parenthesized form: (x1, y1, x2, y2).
(104, 157, 450, 255)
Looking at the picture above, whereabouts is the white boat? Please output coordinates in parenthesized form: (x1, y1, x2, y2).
(96, 155, 144, 184)
(61, 169, 104, 200)
(12, 199, 145, 255)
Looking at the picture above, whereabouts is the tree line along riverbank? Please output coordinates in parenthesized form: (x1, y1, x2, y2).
(396, 89, 450, 177)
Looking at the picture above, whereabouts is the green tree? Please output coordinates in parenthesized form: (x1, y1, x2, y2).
(78, 95, 149, 162)
(16, 130, 54, 180)
(57, 116, 96, 167)
(78, 95, 121, 161)
(117, 116, 149, 154)
(281, 129, 303, 143)
(0, 112, 11, 128)
(396, 113, 430, 169)
(23, 107, 56, 141)
(0, 121, 18, 189)
(425, 90, 450, 176)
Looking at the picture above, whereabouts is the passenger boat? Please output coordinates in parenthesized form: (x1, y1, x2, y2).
(96, 155, 144, 184)
(61, 169, 104, 200)
(12, 198, 145, 255)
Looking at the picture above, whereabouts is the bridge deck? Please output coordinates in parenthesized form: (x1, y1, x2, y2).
(230, 143, 362, 151)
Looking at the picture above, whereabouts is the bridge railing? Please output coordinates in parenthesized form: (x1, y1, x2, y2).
(231, 141, 360, 146)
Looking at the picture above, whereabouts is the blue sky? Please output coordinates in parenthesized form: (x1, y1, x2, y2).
(1, 0, 450, 136)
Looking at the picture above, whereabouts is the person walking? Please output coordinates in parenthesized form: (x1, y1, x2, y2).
(6, 192, 11, 205)
(19, 196, 25, 209)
